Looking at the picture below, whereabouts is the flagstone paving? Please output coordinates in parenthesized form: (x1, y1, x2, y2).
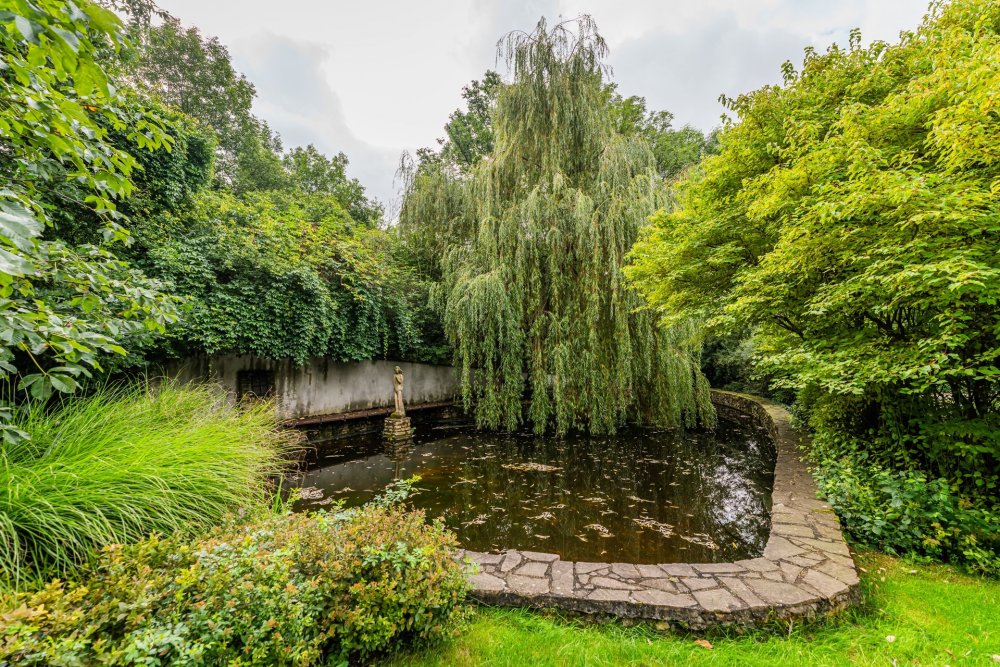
(457, 390, 861, 629)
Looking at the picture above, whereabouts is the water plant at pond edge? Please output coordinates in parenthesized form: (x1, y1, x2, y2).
(0, 496, 469, 665)
(400, 17, 714, 436)
(0, 382, 290, 589)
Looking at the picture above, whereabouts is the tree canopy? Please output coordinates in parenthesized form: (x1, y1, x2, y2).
(0, 0, 179, 440)
(123, 16, 287, 192)
(608, 88, 718, 179)
(627, 0, 1000, 491)
(401, 17, 713, 435)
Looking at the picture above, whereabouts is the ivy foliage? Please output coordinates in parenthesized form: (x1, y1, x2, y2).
(401, 17, 714, 435)
(0, 0, 179, 440)
(627, 0, 1000, 496)
(138, 190, 441, 365)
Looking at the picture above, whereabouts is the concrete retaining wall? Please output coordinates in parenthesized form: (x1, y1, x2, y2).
(165, 355, 458, 421)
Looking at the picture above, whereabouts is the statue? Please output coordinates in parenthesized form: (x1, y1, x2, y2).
(384, 365, 412, 444)
(392, 365, 405, 416)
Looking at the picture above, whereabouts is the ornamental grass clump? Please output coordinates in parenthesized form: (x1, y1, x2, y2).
(0, 502, 469, 665)
(0, 382, 289, 588)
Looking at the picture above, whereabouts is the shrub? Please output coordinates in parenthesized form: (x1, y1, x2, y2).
(0, 502, 470, 665)
(0, 382, 289, 588)
(814, 459, 1000, 577)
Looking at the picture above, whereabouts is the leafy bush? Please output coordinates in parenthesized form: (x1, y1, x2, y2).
(0, 382, 289, 588)
(0, 502, 469, 665)
(815, 459, 1000, 576)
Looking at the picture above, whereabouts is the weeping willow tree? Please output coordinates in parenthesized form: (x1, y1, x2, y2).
(400, 17, 713, 435)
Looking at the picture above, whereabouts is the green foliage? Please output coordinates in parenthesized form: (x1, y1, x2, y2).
(1, 503, 469, 665)
(125, 15, 287, 192)
(627, 1, 1000, 498)
(0, 381, 289, 588)
(814, 460, 999, 576)
(123, 13, 384, 226)
(0, 0, 180, 439)
(397, 154, 476, 283)
(433, 70, 504, 172)
(402, 17, 713, 435)
(140, 190, 439, 364)
(607, 88, 718, 179)
(283, 144, 383, 225)
(120, 104, 216, 217)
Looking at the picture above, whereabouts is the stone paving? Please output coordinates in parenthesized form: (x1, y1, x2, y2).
(457, 391, 861, 629)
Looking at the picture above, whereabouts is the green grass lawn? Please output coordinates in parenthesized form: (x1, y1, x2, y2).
(388, 553, 999, 666)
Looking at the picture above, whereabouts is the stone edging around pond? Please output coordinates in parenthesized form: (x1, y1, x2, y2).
(457, 390, 861, 629)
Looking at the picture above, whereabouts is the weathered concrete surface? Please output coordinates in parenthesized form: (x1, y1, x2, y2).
(165, 355, 457, 421)
(458, 390, 861, 629)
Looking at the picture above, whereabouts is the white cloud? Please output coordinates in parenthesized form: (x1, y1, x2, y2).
(155, 0, 930, 208)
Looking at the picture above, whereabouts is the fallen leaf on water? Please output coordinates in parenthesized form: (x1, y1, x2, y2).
(502, 462, 561, 473)
(694, 639, 713, 650)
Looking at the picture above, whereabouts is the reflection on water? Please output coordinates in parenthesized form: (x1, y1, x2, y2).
(292, 419, 775, 564)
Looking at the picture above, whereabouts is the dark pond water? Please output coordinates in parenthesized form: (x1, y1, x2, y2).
(291, 418, 775, 564)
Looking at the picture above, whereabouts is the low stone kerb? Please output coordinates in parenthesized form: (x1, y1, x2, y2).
(459, 391, 861, 630)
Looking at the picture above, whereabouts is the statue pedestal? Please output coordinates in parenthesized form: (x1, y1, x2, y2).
(383, 413, 412, 443)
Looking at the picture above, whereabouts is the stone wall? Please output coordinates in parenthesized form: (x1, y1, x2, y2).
(164, 355, 458, 421)
(459, 390, 862, 629)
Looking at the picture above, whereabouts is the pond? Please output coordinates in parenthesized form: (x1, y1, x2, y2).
(292, 417, 775, 564)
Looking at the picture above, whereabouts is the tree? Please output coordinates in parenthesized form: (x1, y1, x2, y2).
(437, 71, 503, 172)
(607, 88, 716, 179)
(0, 0, 179, 440)
(626, 0, 1000, 490)
(283, 145, 383, 225)
(402, 17, 713, 435)
(124, 16, 286, 192)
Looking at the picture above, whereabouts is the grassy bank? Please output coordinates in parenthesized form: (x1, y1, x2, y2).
(388, 553, 999, 666)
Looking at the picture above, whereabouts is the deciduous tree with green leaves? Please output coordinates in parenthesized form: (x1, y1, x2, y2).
(283, 145, 383, 225)
(608, 88, 717, 179)
(402, 17, 713, 435)
(627, 0, 1000, 503)
(123, 15, 287, 193)
(0, 0, 179, 441)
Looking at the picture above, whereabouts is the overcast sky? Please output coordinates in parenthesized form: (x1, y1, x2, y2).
(155, 0, 931, 210)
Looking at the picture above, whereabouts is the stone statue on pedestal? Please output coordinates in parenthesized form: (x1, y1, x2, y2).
(384, 365, 412, 444)
(393, 365, 405, 416)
